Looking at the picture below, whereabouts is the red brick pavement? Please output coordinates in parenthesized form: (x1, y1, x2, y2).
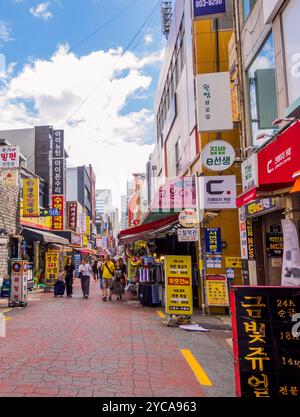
(0, 280, 205, 397)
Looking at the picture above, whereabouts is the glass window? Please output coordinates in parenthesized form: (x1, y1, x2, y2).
(247, 32, 278, 146)
(243, 0, 257, 21)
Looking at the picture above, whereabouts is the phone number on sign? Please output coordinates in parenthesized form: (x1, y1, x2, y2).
(195, 0, 223, 7)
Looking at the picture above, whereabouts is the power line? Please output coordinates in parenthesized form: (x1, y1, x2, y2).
(61, 0, 161, 129)
(68, 0, 139, 53)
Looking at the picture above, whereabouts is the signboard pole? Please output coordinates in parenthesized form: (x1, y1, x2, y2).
(196, 174, 207, 314)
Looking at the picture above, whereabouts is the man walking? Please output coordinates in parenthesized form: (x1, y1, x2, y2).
(79, 259, 92, 299)
(101, 255, 115, 302)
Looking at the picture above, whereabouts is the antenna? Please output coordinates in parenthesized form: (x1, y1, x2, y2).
(161, 1, 173, 39)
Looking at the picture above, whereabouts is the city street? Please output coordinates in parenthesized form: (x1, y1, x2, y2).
(0, 281, 235, 397)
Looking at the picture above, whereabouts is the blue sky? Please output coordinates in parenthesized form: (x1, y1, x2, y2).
(0, 0, 165, 206)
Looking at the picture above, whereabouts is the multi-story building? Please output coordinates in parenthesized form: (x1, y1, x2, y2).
(234, 0, 300, 287)
(120, 194, 128, 231)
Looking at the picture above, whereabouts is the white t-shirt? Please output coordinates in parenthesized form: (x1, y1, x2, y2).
(79, 263, 91, 277)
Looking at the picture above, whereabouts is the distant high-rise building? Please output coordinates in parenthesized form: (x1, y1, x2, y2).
(95, 189, 113, 218)
(120, 194, 128, 231)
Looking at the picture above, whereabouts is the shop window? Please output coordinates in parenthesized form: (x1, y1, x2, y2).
(247, 32, 278, 146)
(243, 0, 257, 21)
(212, 0, 234, 30)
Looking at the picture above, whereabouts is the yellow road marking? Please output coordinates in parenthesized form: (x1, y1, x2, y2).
(157, 310, 166, 318)
(181, 349, 213, 386)
(0, 309, 12, 315)
(4, 317, 12, 322)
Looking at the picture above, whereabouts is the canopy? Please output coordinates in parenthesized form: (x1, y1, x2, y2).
(21, 227, 69, 245)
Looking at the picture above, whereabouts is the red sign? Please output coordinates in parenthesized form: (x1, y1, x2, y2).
(67, 202, 77, 229)
(167, 277, 190, 286)
(236, 188, 257, 208)
(258, 122, 300, 190)
(52, 195, 64, 231)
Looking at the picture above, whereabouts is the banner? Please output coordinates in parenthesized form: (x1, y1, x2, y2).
(230, 286, 300, 398)
(86, 216, 91, 237)
(281, 219, 300, 286)
(52, 130, 65, 195)
(52, 195, 64, 231)
(205, 228, 222, 255)
(45, 251, 59, 282)
(67, 202, 78, 229)
(165, 256, 193, 316)
(23, 178, 40, 218)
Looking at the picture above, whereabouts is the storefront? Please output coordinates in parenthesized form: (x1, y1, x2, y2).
(237, 121, 300, 286)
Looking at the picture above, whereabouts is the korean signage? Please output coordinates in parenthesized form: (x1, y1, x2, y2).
(206, 256, 222, 269)
(206, 275, 229, 307)
(10, 260, 28, 304)
(281, 219, 300, 287)
(67, 202, 78, 229)
(242, 153, 258, 193)
(201, 140, 235, 172)
(1, 170, 18, 187)
(23, 178, 40, 218)
(193, 0, 226, 19)
(178, 209, 197, 228)
(45, 251, 59, 282)
(258, 121, 300, 189)
(96, 238, 102, 248)
(239, 207, 248, 260)
(178, 228, 199, 242)
(52, 195, 64, 231)
(0, 146, 19, 169)
(225, 257, 242, 269)
(205, 228, 221, 255)
(266, 234, 284, 258)
(196, 72, 233, 132)
(53, 129, 64, 158)
(245, 198, 278, 219)
(71, 232, 82, 247)
(247, 220, 256, 261)
(198, 175, 237, 209)
(152, 177, 196, 212)
(51, 130, 65, 196)
(86, 216, 91, 237)
(20, 201, 51, 231)
(230, 286, 300, 398)
(165, 256, 193, 316)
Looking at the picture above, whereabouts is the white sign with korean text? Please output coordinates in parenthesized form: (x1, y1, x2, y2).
(0, 146, 19, 169)
(242, 153, 258, 193)
(202, 140, 235, 171)
(198, 175, 237, 210)
(178, 228, 199, 242)
(196, 72, 233, 132)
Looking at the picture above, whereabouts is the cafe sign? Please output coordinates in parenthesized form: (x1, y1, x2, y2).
(202, 140, 235, 172)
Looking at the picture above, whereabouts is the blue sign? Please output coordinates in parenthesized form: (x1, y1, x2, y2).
(193, 0, 226, 19)
(205, 228, 222, 255)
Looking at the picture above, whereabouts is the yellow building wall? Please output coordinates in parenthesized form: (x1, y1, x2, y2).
(193, 20, 243, 312)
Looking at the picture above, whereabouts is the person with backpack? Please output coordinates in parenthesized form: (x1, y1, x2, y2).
(101, 255, 115, 302)
(78, 258, 92, 299)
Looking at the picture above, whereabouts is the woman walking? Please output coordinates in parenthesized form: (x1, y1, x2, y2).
(79, 258, 92, 299)
(64, 257, 75, 298)
(113, 258, 126, 301)
(92, 259, 98, 282)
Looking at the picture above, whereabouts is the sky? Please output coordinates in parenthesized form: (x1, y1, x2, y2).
(0, 0, 165, 209)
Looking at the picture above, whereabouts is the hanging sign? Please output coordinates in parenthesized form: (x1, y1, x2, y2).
(242, 153, 258, 193)
(202, 140, 235, 172)
(193, 0, 226, 19)
(51, 130, 65, 196)
(281, 219, 300, 286)
(178, 228, 198, 242)
(230, 286, 300, 398)
(205, 228, 222, 255)
(239, 207, 249, 260)
(1, 170, 18, 187)
(178, 209, 197, 228)
(152, 177, 196, 212)
(52, 195, 64, 231)
(226, 268, 235, 282)
(165, 256, 193, 316)
(206, 275, 229, 307)
(245, 198, 278, 218)
(247, 220, 256, 261)
(0, 146, 19, 168)
(199, 175, 237, 209)
(86, 216, 91, 237)
(23, 178, 40, 218)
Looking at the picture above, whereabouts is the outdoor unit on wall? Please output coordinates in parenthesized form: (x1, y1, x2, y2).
(161, 1, 173, 39)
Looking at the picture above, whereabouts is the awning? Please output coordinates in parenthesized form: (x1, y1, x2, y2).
(118, 215, 179, 244)
(21, 227, 69, 245)
(76, 248, 97, 255)
(290, 177, 300, 194)
(236, 188, 258, 208)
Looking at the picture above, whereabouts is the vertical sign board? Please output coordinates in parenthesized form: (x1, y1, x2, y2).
(206, 275, 229, 307)
(193, 0, 226, 19)
(74, 253, 82, 278)
(67, 202, 78, 229)
(52, 196, 64, 231)
(51, 130, 65, 230)
(165, 256, 193, 316)
(45, 251, 59, 284)
(10, 260, 28, 304)
(205, 228, 222, 254)
(230, 286, 300, 398)
(23, 178, 40, 218)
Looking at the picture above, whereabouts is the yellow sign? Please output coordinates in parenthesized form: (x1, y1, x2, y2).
(165, 256, 193, 316)
(83, 235, 88, 247)
(20, 200, 52, 230)
(2, 170, 18, 187)
(225, 257, 242, 269)
(86, 216, 91, 237)
(45, 251, 59, 282)
(206, 276, 229, 307)
(23, 178, 40, 218)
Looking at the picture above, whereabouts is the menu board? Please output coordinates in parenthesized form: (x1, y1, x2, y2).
(230, 286, 300, 398)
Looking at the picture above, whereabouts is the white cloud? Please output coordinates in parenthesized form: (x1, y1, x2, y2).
(30, 2, 53, 21)
(0, 21, 14, 46)
(144, 32, 154, 46)
(0, 45, 163, 207)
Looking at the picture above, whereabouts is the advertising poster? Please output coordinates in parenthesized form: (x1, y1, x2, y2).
(52, 195, 64, 231)
(225, 257, 242, 269)
(206, 256, 222, 269)
(281, 219, 300, 286)
(165, 256, 193, 316)
(10, 260, 28, 304)
(230, 286, 300, 398)
(205, 228, 222, 254)
(23, 178, 40, 218)
(45, 251, 59, 282)
(206, 275, 229, 307)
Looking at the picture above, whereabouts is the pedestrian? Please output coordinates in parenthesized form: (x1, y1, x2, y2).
(79, 258, 92, 299)
(113, 258, 126, 301)
(64, 257, 75, 298)
(92, 259, 98, 282)
(101, 254, 115, 302)
(97, 255, 104, 295)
